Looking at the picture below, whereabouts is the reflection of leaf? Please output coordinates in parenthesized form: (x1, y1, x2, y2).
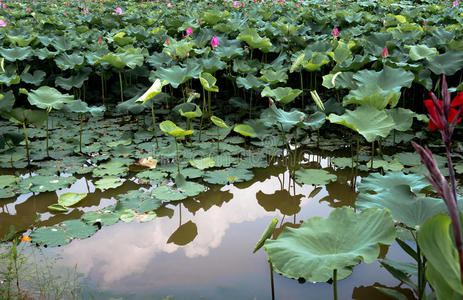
(256, 190, 302, 215)
(265, 207, 396, 282)
(167, 220, 198, 246)
(352, 283, 415, 300)
(319, 181, 357, 208)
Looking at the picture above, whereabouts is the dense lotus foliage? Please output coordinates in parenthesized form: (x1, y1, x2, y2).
(1, 0, 463, 298)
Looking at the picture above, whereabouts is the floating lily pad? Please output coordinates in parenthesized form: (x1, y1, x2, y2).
(203, 168, 254, 184)
(295, 169, 337, 186)
(189, 157, 215, 170)
(82, 208, 121, 227)
(58, 192, 87, 207)
(94, 177, 123, 191)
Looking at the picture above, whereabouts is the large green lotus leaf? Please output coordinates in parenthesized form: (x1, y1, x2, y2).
(34, 48, 58, 60)
(418, 214, 463, 299)
(295, 169, 337, 186)
(61, 219, 98, 239)
(203, 168, 254, 184)
(47, 204, 69, 212)
(199, 72, 219, 92)
(6, 30, 36, 47)
(62, 100, 105, 117)
(198, 56, 227, 73)
(160, 120, 194, 138)
(327, 106, 395, 142)
(51, 36, 73, 52)
(177, 181, 205, 197)
(97, 52, 143, 69)
(30, 227, 68, 247)
(94, 177, 123, 191)
(27, 86, 75, 110)
(237, 28, 273, 52)
(323, 72, 356, 89)
(303, 52, 330, 71)
(358, 171, 430, 194)
(407, 45, 438, 61)
(55, 69, 91, 90)
(176, 103, 202, 119)
(214, 43, 245, 61)
(387, 108, 415, 132)
(261, 105, 325, 132)
(233, 124, 257, 137)
(427, 51, 463, 76)
(211, 116, 229, 129)
(20, 175, 76, 193)
(0, 175, 19, 189)
(135, 79, 168, 104)
(261, 87, 302, 105)
(54, 53, 85, 70)
(265, 207, 396, 282)
(146, 52, 172, 69)
(8, 108, 47, 127)
(82, 208, 121, 227)
(0, 47, 33, 62)
(189, 157, 215, 170)
(357, 184, 447, 229)
(253, 217, 278, 253)
(344, 66, 414, 109)
(152, 63, 201, 89)
(0, 71, 20, 86)
(21, 70, 46, 86)
(151, 186, 187, 201)
(236, 74, 266, 90)
(136, 170, 167, 184)
(120, 209, 137, 223)
(163, 38, 195, 59)
(260, 69, 288, 84)
(58, 192, 87, 207)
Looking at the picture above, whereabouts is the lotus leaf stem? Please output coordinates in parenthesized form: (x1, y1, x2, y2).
(151, 101, 159, 149)
(118, 71, 124, 103)
(370, 141, 374, 169)
(269, 262, 275, 300)
(300, 71, 304, 108)
(333, 269, 338, 300)
(22, 122, 30, 166)
(175, 138, 180, 174)
(216, 125, 220, 153)
(46, 109, 49, 157)
(79, 113, 83, 153)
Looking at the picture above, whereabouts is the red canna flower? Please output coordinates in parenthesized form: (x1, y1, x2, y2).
(425, 90, 463, 131)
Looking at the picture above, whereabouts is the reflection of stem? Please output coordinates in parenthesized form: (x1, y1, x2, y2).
(151, 100, 159, 149)
(22, 122, 30, 166)
(333, 269, 338, 300)
(175, 138, 180, 174)
(269, 262, 275, 300)
(179, 203, 182, 227)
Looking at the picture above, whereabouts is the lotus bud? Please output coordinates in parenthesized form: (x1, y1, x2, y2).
(381, 46, 389, 58)
(333, 27, 339, 39)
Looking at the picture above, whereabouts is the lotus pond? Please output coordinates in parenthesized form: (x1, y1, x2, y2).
(1, 0, 463, 298)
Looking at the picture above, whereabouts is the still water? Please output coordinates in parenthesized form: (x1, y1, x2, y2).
(2, 155, 414, 299)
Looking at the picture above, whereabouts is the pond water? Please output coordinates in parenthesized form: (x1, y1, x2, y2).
(1, 153, 415, 299)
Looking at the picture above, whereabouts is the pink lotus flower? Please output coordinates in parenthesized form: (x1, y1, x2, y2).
(211, 36, 219, 48)
(2, 3, 5, 8)
(186, 27, 193, 36)
(333, 27, 339, 38)
(167, 3, 172, 7)
(453, 0, 459, 6)
(381, 46, 389, 58)
(26, 7, 30, 12)
(114, 7, 123, 14)
(98, 37, 103, 43)
(0, 19, 7, 26)
(424, 19, 427, 25)
(233, 1, 239, 7)
(84, 8, 88, 13)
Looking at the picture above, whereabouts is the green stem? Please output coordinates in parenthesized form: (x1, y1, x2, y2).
(356, 134, 360, 174)
(217, 126, 220, 153)
(46, 109, 49, 157)
(22, 122, 30, 167)
(118, 71, 124, 103)
(249, 91, 252, 119)
(269, 262, 275, 300)
(151, 101, 159, 149)
(370, 141, 374, 169)
(333, 269, 338, 300)
(300, 71, 304, 108)
(175, 138, 180, 174)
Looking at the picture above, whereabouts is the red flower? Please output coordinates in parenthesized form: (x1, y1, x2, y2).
(425, 91, 463, 130)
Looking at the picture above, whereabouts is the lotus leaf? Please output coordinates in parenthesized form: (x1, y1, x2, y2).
(27, 86, 75, 110)
(261, 87, 302, 105)
(21, 70, 46, 86)
(427, 51, 463, 76)
(261, 105, 325, 132)
(407, 45, 438, 61)
(418, 214, 463, 299)
(357, 184, 448, 228)
(58, 192, 87, 207)
(151, 186, 187, 201)
(210, 116, 229, 129)
(236, 74, 265, 90)
(140, 211, 157, 223)
(189, 157, 215, 170)
(120, 209, 137, 222)
(303, 52, 330, 71)
(199, 72, 219, 92)
(61, 219, 98, 239)
(233, 124, 257, 137)
(93, 160, 128, 177)
(152, 64, 201, 88)
(82, 209, 121, 227)
(358, 171, 429, 194)
(54, 52, 85, 70)
(327, 106, 395, 142)
(203, 168, 254, 184)
(136, 170, 167, 183)
(253, 217, 278, 253)
(8, 108, 47, 127)
(176, 103, 202, 119)
(0, 47, 33, 62)
(55, 70, 91, 90)
(116, 190, 162, 213)
(20, 175, 76, 193)
(160, 120, 194, 138)
(94, 177, 123, 191)
(264, 207, 396, 282)
(0, 175, 18, 189)
(47, 204, 69, 212)
(290, 53, 305, 73)
(295, 168, 337, 186)
(97, 52, 144, 69)
(237, 28, 273, 52)
(135, 79, 168, 104)
(259, 69, 288, 84)
(30, 227, 68, 247)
